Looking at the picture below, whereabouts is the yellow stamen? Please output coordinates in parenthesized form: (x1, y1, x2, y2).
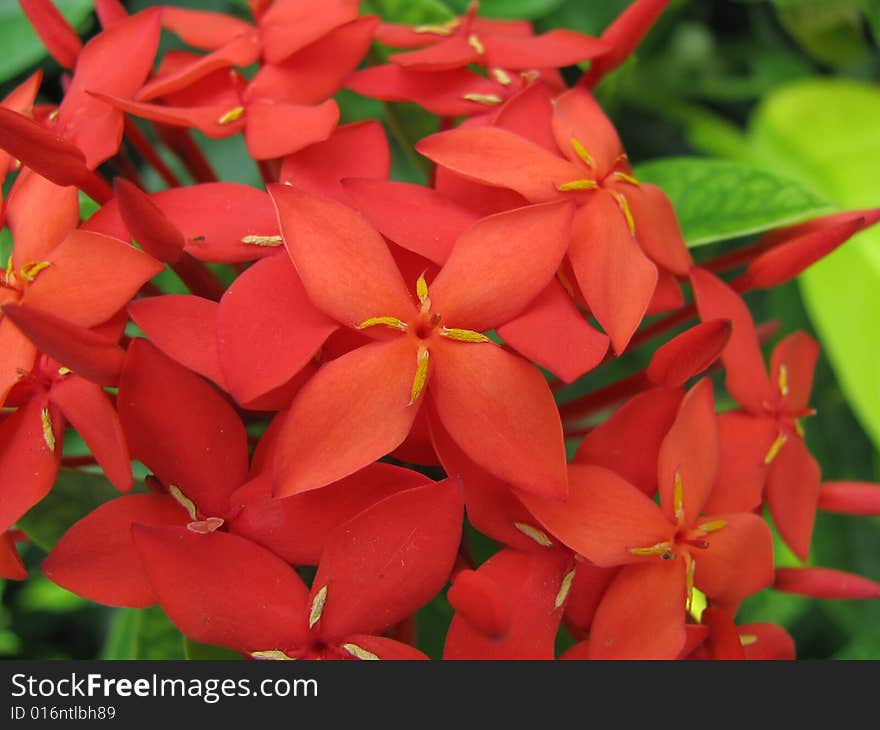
(468, 34, 485, 55)
(555, 569, 576, 610)
(777, 364, 789, 397)
(795, 419, 805, 438)
(462, 93, 503, 105)
(57, 367, 72, 377)
(413, 19, 459, 35)
(4, 256, 13, 285)
(558, 179, 598, 192)
(169, 484, 198, 520)
(20, 261, 51, 282)
(613, 171, 640, 187)
(570, 138, 594, 167)
(739, 634, 758, 647)
(612, 192, 636, 235)
(342, 643, 380, 661)
(513, 522, 553, 547)
(251, 650, 296, 660)
(358, 316, 408, 332)
(217, 106, 245, 125)
(48, 109, 60, 121)
(241, 235, 283, 247)
(491, 68, 512, 86)
(186, 517, 225, 534)
(685, 555, 696, 613)
(416, 273, 429, 304)
(309, 585, 328, 629)
(410, 347, 430, 405)
(673, 471, 685, 522)
(41, 408, 55, 451)
(764, 433, 788, 465)
(440, 327, 489, 343)
(697, 519, 727, 534)
(630, 541, 675, 558)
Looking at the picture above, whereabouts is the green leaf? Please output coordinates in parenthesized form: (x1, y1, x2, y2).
(447, 0, 565, 19)
(364, 0, 454, 25)
(748, 79, 880, 452)
(101, 607, 186, 660)
(0, 0, 95, 84)
(634, 156, 832, 247)
(773, 0, 868, 67)
(184, 638, 243, 660)
(17, 469, 123, 552)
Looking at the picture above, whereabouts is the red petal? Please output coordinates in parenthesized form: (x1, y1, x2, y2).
(161, 7, 253, 50)
(574, 387, 684, 496)
(552, 87, 624, 176)
(280, 122, 390, 204)
(494, 82, 557, 152)
(518, 464, 673, 567)
(447, 569, 511, 638)
(484, 30, 606, 70)
(765, 437, 820, 562)
(695, 512, 774, 603)
(819, 481, 880, 516)
(95, 0, 128, 29)
(430, 339, 568, 499)
(0, 396, 61, 533)
(218, 255, 338, 403)
(127, 295, 225, 389)
(702, 412, 776, 514)
(133, 526, 310, 652)
(43, 494, 187, 607)
(740, 623, 796, 660)
(444, 550, 572, 660)
(417, 126, 580, 203)
(564, 562, 619, 631)
(389, 36, 480, 71)
(657, 378, 718, 524)
(6, 169, 79, 266)
(273, 337, 420, 497)
(342, 178, 478, 264)
(337, 634, 428, 660)
(0, 531, 27, 580)
(229, 463, 429, 565)
(24, 230, 162, 328)
(626, 183, 693, 275)
(258, 0, 360, 64)
(311, 480, 463, 641)
(690, 267, 775, 414)
(647, 320, 731, 388)
(270, 185, 415, 326)
(774, 566, 880, 600)
(430, 201, 573, 331)
(91, 93, 243, 139)
(700, 608, 746, 660)
(20, 0, 82, 67)
(589, 560, 687, 659)
(0, 320, 37, 406)
(498, 281, 609, 384)
(49, 375, 132, 492)
(119, 340, 248, 517)
(114, 178, 184, 263)
(1, 304, 125, 387)
(570, 191, 658, 354)
(244, 99, 339, 160)
(770, 331, 818, 414)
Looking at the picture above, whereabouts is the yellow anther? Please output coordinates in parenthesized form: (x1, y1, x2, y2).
(186, 517, 224, 534)
(169, 484, 198, 520)
(358, 316, 408, 332)
(558, 179, 598, 192)
(342, 643, 380, 661)
(462, 93, 503, 105)
(20, 261, 51, 282)
(685, 555, 696, 613)
(612, 191, 636, 235)
(570, 138, 594, 167)
(4, 256, 13, 284)
(309, 585, 328, 629)
(613, 171, 640, 187)
(763, 433, 788, 465)
(440, 327, 490, 343)
(491, 68, 512, 86)
(795, 419, 805, 438)
(241, 234, 283, 247)
(777, 364, 789, 397)
(739, 634, 758, 647)
(697, 519, 727, 534)
(416, 273, 429, 304)
(251, 650, 297, 660)
(413, 19, 459, 35)
(513, 522, 553, 547)
(555, 569, 576, 610)
(217, 106, 245, 125)
(409, 347, 430, 405)
(630, 541, 675, 558)
(468, 34, 485, 55)
(673, 471, 685, 522)
(41, 407, 55, 452)
(57, 367, 72, 377)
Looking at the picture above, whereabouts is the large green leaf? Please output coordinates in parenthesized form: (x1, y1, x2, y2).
(184, 638, 243, 660)
(17, 469, 122, 552)
(363, 0, 454, 24)
(101, 606, 186, 660)
(0, 0, 95, 84)
(635, 156, 832, 247)
(748, 79, 880, 452)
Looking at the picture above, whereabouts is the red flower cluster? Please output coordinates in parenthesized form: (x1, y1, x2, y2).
(1, 0, 879, 660)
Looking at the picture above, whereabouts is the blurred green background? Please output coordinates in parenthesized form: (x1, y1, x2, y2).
(1, 0, 879, 659)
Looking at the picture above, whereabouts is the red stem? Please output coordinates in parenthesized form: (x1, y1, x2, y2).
(171, 253, 226, 301)
(153, 124, 218, 183)
(124, 117, 182, 188)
